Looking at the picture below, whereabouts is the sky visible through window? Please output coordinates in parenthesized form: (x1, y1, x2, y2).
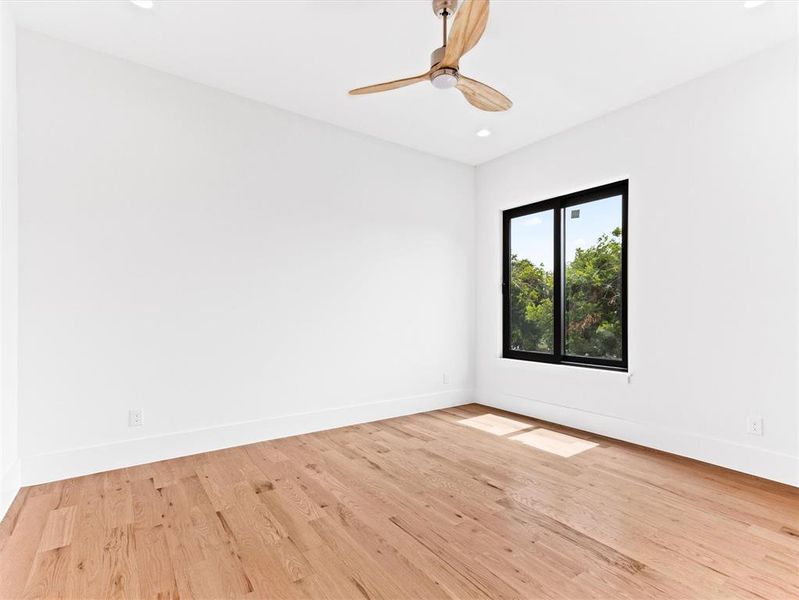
(511, 195, 622, 270)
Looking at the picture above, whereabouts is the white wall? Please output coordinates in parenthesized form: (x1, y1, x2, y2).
(16, 31, 475, 485)
(0, 4, 20, 518)
(475, 41, 798, 486)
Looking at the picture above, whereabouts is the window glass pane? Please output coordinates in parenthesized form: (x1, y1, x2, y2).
(509, 210, 554, 353)
(564, 195, 623, 360)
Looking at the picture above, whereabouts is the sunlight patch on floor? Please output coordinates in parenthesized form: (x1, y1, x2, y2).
(458, 413, 532, 436)
(510, 428, 598, 457)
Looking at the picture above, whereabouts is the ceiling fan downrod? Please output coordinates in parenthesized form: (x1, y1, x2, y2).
(431, 0, 458, 72)
(434, 0, 458, 46)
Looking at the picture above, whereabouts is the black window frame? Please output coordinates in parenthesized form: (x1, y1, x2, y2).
(502, 180, 628, 371)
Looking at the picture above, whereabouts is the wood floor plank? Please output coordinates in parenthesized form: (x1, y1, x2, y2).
(0, 488, 30, 556)
(211, 505, 297, 598)
(2, 403, 798, 599)
(63, 486, 108, 599)
(0, 493, 61, 598)
(98, 525, 139, 600)
(189, 503, 256, 598)
(308, 516, 407, 600)
(37, 506, 77, 552)
(132, 524, 180, 600)
(21, 546, 72, 600)
(130, 478, 166, 530)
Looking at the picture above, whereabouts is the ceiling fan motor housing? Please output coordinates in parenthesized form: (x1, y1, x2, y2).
(431, 68, 459, 89)
(432, 0, 459, 17)
(430, 46, 458, 89)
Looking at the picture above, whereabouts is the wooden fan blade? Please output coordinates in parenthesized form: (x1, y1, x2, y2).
(349, 73, 430, 95)
(456, 75, 512, 111)
(440, 0, 489, 68)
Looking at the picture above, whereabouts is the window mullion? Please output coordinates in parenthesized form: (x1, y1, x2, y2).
(553, 204, 563, 361)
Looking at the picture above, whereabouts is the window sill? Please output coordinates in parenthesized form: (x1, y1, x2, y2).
(497, 356, 631, 382)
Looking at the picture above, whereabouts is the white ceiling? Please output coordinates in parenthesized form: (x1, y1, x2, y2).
(10, 0, 797, 165)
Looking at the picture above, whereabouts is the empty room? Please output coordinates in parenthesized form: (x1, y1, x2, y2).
(0, 0, 797, 598)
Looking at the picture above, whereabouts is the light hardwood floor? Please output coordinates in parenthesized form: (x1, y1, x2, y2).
(1, 404, 797, 599)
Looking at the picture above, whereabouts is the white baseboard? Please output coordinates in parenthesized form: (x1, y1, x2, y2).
(1, 459, 21, 522)
(20, 386, 794, 490)
(21, 389, 473, 487)
(478, 390, 798, 487)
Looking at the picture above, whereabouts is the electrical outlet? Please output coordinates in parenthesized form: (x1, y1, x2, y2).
(129, 409, 143, 427)
(442, 372, 451, 385)
(746, 416, 763, 436)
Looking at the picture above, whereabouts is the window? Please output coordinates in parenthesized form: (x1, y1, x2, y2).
(503, 181, 628, 370)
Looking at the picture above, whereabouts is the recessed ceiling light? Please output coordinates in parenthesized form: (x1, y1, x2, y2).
(743, 1, 767, 8)
(130, 0, 154, 8)
(476, 129, 491, 138)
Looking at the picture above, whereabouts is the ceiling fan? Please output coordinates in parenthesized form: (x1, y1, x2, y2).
(349, 0, 511, 112)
